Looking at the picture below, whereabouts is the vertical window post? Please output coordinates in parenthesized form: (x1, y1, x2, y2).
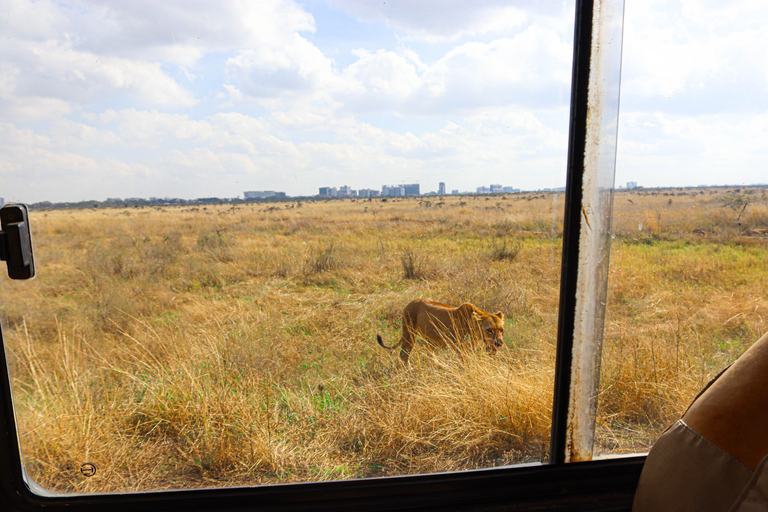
(551, 0, 625, 464)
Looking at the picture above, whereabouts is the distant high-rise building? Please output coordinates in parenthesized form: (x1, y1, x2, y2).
(627, 181, 638, 189)
(358, 189, 380, 197)
(403, 183, 420, 196)
(490, 184, 503, 193)
(438, 182, 446, 195)
(452, 190, 459, 195)
(319, 187, 337, 197)
(339, 185, 355, 197)
(477, 186, 491, 194)
(0, 198, 4, 207)
(382, 184, 419, 196)
(244, 191, 283, 199)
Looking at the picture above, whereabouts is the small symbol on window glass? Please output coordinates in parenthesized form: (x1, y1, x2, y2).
(80, 463, 96, 477)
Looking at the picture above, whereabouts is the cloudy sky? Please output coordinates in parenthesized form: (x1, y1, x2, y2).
(0, 0, 766, 203)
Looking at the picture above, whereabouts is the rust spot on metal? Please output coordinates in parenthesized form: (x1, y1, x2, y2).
(581, 204, 592, 231)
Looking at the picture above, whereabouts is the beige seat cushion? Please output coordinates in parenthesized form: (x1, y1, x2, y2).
(632, 420, 752, 512)
(729, 455, 768, 512)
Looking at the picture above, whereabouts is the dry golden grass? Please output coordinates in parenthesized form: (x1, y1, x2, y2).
(599, 186, 768, 452)
(0, 188, 767, 493)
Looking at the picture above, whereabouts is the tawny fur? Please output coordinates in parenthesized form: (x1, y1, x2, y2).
(377, 299, 505, 364)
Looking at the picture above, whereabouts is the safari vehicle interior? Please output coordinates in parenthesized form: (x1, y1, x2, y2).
(1, 0, 766, 510)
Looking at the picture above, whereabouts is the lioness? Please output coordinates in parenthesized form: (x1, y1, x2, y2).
(376, 299, 505, 364)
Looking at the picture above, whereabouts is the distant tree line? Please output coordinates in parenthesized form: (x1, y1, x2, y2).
(27, 196, 320, 211)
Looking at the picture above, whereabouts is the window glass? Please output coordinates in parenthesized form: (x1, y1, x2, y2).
(0, 0, 575, 493)
(597, 2, 768, 456)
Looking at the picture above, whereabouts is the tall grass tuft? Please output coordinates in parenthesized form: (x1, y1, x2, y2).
(304, 241, 337, 274)
(489, 239, 521, 261)
(400, 248, 425, 280)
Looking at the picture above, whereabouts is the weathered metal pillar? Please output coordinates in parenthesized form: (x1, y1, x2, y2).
(551, 0, 625, 464)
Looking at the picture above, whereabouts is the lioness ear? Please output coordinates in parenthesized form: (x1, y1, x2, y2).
(496, 312, 504, 321)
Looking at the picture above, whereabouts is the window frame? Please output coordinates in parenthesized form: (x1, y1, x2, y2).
(0, 0, 645, 510)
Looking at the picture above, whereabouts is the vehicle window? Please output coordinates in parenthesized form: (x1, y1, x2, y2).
(596, 2, 768, 456)
(0, 0, 576, 493)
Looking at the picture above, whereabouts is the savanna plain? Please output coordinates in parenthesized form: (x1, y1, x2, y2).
(1, 187, 767, 493)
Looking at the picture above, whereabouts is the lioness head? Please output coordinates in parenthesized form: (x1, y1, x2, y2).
(472, 310, 505, 354)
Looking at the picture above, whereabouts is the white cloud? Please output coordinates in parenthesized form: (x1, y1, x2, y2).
(0, 0, 326, 120)
(617, 110, 768, 187)
(21, 0, 317, 66)
(48, 118, 122, 148)
(679, 0, 768, 32)
(323, 0, 570, 41)
(0, 62, 73, 121)
(162, 148, 259, 179)
(92, 110, 216, 146)
(28, 41, 198, 106)
(225, 34, 339, 100)
(1, 28, 198, 120)
(337, 49, 422, 110)
(615, 1, 768, 187)
(0, 122, 110, 202)
(621, 1, 768, 110)
(0, 0, 574, 203)
(417, 26, 572, 110)
(0, 95, 570, 202)
(318, 25, 572, 118)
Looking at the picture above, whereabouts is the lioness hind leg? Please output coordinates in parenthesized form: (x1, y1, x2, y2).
(398, 320, 418, 365)
(399, 336, 414, 365)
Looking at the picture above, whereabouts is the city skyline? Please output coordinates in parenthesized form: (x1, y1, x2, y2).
(244, 181, 662, 201)
(17, 180, 768, 210)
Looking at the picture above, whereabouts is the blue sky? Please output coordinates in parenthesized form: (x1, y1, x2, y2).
(1, 0, 767, 203)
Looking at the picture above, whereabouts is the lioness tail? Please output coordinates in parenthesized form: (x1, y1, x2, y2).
(376, 334, 402, 350)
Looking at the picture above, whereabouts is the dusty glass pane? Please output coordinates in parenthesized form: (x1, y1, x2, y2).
(597, 3, 768, 455)
(0, 0, 575, 493)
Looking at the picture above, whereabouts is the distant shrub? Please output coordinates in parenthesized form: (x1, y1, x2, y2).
(489, 239, 521, 262)
(304, 241, 336, 274)
(745, 204, 768, 229)
(400, 248, 425, 280)
(719, 191, 752, 221)
(197, 228, 233, 262)
(197, 229, 229, 249)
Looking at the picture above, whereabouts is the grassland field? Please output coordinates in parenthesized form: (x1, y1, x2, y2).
(0, 187, 767, 493)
